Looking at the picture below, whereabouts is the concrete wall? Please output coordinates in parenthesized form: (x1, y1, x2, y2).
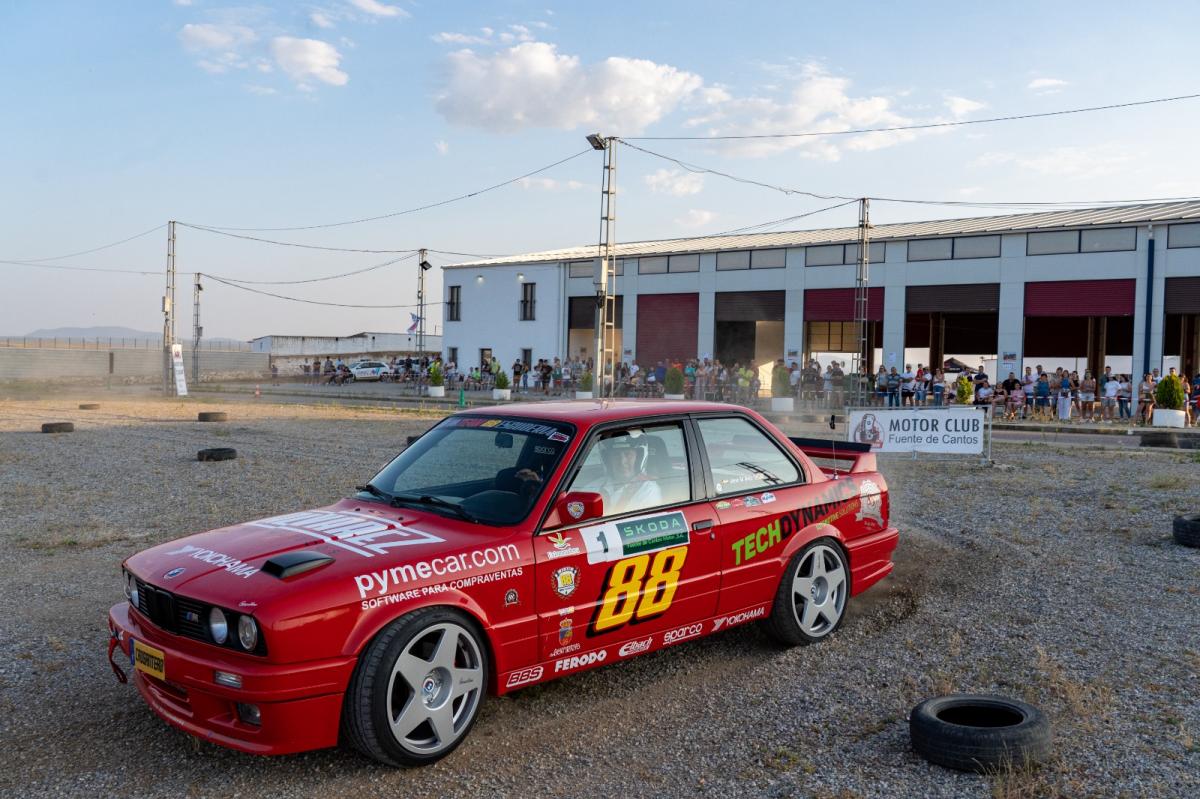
(0, 347, 268, 383)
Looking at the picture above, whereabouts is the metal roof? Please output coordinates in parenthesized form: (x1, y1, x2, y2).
(446, 201, 1200, 268)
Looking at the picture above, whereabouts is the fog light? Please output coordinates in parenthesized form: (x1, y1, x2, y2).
(214, 670, 242, 689)
(236, 702, 261, 726)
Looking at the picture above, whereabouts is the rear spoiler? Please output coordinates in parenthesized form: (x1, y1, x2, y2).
(788, 436, 877, 475)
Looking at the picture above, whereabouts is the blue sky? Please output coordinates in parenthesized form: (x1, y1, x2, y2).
(3, 0, 1199, 338)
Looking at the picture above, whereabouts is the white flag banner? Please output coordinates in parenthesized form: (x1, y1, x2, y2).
(846, 407, 985, 454)
(171, 343, 188, 397)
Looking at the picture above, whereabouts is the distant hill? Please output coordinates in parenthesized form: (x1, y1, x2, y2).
(26, 326, 159, 339)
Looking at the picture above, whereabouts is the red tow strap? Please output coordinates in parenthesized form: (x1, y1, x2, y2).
(108, 633, 128, 684)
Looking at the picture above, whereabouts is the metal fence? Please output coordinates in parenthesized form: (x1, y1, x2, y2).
(0, 337, 252, 352)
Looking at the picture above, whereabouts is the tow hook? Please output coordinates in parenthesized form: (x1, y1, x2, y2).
(108, 630, 128, 684)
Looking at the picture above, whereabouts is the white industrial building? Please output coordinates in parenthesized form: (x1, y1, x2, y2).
(250, 331, 442, 371)
(441, 202, 1200, 380)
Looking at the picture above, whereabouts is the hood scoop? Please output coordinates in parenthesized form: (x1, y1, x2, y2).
(262, 550, 334, 580)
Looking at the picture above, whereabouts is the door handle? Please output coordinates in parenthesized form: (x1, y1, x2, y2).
(692, 519, 714, 531)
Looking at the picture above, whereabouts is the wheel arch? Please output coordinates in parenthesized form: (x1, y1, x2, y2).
(780, 522, 851, 577)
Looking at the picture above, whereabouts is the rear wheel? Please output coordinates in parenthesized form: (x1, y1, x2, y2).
(763, 539, 848, 645)
(343, 607, 488, 767)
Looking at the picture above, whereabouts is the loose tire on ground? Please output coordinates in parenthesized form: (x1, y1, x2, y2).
(1140, 431, 1179, 449)
(1173, 513, 1200, 548)
(78, 403, 100, 410)
(197, 411, 228, 422)
(762, 538, 849, 646)
(909, 694, 1052, 773)
(197, 447, 237, 462)
(342, 607, 488, 767)
(41, 422, 74, 433)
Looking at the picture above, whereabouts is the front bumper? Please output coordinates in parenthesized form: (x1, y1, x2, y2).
(108, 602, 356, 756)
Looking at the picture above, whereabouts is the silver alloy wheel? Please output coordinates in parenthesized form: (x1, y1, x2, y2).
(386, 622, 484, 756)
(791, 544, 847, 637)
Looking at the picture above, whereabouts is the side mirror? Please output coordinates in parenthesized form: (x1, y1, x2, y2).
(547, 491, 604, 528)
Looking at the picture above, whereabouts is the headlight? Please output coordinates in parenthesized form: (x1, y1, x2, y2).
(208, 607, 228, 644)
(237, 615, 259, 651)
(126, 571, 139, 608)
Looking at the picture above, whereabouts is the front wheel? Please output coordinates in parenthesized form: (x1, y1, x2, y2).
(342, 607, 488, 767)
(763, 539, 849, 645)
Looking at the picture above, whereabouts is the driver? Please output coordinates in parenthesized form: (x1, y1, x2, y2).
(596, 434, 661, 516)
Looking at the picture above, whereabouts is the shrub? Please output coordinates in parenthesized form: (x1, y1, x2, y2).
(955, 375, 974, 405)
(664, 366, 685, 395)
(772, 365, 792, 398)
(428, 361, 443, 387)
(579, 371, 594, 391)
(1154, 373, 1185, 410)
(494, 370, 510, 390)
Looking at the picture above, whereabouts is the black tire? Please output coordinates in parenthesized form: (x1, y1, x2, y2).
(1140, 431, 1179, 449)
(762, 538, 849, 646)
(78, 403, 100, 410)
(41, 422, 74, 433)
(910, 694, 1052, 773)
(1173, 513, 1200, 548)
(197, 447, 237, 462)
(342, 607, 489, 767)
(197, 411, 228, 422)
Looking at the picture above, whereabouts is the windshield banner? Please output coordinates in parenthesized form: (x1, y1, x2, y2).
(846, 407, 985, 454)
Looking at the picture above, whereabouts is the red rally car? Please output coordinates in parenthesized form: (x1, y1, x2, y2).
(108, 401, 898, 766)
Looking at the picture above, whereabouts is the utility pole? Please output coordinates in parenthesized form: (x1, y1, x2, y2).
(588, 133, 617, 397)
(192, 272, 203, 383)
(162, 220, 177, 396)
(852, 199, 872, 406)
(417, 249, 432, 355)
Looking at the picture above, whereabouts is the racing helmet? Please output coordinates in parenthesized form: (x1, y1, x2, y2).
(599, 432, 648, 473)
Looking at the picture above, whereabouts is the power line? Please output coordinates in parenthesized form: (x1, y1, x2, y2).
(190, 149, 594, 232)
(0, 258, 169, 276)
(621, 92, 1200, 141)
(206, 274, 441, 309)
(177, 223, 419, 254)
(0, 223, 166, 263)
(708, 199, 860, 236)
(207, 253, 418, 285)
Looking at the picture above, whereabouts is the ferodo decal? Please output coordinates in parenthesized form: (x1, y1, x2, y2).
(581, 510, 689, 565)
(249, 510, 444, 557)
(589, 546, 687, 636)
(554, 650, 607, 673)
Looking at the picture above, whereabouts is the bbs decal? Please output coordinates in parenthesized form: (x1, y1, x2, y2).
(588, 545, 687, 636)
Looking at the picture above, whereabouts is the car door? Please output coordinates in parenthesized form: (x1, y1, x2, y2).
(534, 419, 720, 666)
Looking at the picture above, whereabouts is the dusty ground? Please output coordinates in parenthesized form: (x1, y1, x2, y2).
(0, 395, 1197, 799)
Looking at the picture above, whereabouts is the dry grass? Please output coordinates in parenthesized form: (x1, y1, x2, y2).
(1146, 473, 1187, 490)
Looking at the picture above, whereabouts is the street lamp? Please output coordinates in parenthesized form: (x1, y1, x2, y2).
(586, 133, 608, 151)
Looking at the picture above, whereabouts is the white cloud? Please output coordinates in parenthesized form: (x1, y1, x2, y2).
(517, 177, 586, 191)
(1027, 77, 1068, 94)
(676, 209, 716, 228)
(179, 23, 256, 51)
(347, 0, 409, 18)
(435, 42, 702, 134)
(271, 37, 348, 86)
(957, 186, 983, 197)
(434, 139, 449, 155)
(945, 95, 985, 118)
(245, 84, 278, 96)
(173, 0, 194, 6)
(311, 11, 335, 29)
(644, 168, 705, 196)
(972, 144, 1135, 178)
(432, 31, 490, 45)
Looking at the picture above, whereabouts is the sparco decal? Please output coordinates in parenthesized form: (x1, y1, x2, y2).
(249, 510, 444, 557)
(506, 667, 543, 688)
(618, 637, 653, 657)
(662, 622, 703, 644)
(353, 543, 522, 600)
(554, 650, 607, 673)
(165, 544, 258, 579)
(712, 606, 767, 631)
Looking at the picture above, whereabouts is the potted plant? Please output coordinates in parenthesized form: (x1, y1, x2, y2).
(426, 361, 445, 398)
(492, 369, 511, 401)
(1152, 373, 1186, 428)
(770, 363, 794, 413)
(576, 370, 594, 400)
(664, 366, 685, 400)
(955, 374, 974, 406)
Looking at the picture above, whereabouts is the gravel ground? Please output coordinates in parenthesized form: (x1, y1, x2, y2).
(0, 395, 1197, 799)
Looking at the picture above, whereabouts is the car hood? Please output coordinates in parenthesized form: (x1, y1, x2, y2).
(125, 498, 490, 607)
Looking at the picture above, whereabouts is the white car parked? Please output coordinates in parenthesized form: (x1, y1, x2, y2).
(349, 361, 389, 381)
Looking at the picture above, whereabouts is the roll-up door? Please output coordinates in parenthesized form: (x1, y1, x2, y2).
(906, 284, 999, 314)
(568, 296, 623, 328)
(1024, 280, 1135, 317)
(714, 291, 785, 321)
(1165, 277, 1200, 314)
(636, 293, 697, 364)
(803, 288, 884, 321)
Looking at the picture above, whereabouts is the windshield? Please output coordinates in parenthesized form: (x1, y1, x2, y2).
(363, 415, 574, 525)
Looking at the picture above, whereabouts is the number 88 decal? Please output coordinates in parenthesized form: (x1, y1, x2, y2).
(589, 546, 688, 635)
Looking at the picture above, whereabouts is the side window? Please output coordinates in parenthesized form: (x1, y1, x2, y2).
(696, 417, 801, 495)
(566, 424, 690, 518)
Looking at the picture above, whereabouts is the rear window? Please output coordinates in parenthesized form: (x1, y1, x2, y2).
(696, 417, 800, 495)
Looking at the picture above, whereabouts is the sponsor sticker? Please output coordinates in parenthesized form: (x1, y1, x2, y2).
(743, 496, 762, 508)
(506, 666, 543, 688)
(249, 510, 444, 558)
(711, 606, 767, 631)
(504, 588, 519, 607)
(663, 622, 704, 645)
(545, 532, 582, 560)
(855, 479, 884, 526)
(714, 500, 732, 511)
(566, 501, 585, 520)
(760, 492, 777, 504)
(353, 544, 523, 600)
(164, 544, 258, 579)
(617, 637, 653, 657)
(581, 510, 689, 564)
(552, 566, 579, 598)
(554, 650, 607, 673)
(558, 617, 573, 646)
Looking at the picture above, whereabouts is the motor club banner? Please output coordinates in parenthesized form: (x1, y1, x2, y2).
(846, 407, 985, 454)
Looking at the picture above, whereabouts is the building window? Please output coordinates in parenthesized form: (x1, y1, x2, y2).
(521, 348, 532, 367)
(1169, 223, 1200, 249)
(639, 256, 668, 274)
(806, 321, 858, 351)
(717, 251, 750, 270)
(1026, 230, 1080, 255)
(447, 347, 458, 366)
(843, 242, 886, 265)
(447, 285, 461, 321)
(751, 248, 787, 269)
(519, 282, 536, 321)
(804, 245, 843, 267)
(953, 235, 1001, 259)
(907, 238, 954, 262)
(668, 254, 700, 272)
(1080, 227, 1135, 253)
(569, 259, 626, 278)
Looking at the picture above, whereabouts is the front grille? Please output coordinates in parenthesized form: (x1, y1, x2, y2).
(132, 578, 266, 655)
